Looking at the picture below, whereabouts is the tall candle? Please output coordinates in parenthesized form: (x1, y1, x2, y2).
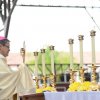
(33, 51, 38, 77)
(68, 39, 74, 69)
(41, 49, 46, 76)
(90, 30, 96, 65)
(78, 35, 84, 67)
(49, 45, 55, 75)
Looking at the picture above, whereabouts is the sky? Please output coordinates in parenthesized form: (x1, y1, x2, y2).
(0, 0, 100, 53)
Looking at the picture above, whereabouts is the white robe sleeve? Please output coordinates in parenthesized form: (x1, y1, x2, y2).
(0, 57, 36, 99)
(18, 63, 36, 94)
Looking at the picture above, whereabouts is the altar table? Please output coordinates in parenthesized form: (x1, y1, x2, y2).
(20, 93, 44, 100)
(44, 91, 100, 100)
(20, 91, 100, 100)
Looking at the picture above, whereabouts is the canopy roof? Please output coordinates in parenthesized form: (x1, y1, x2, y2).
(0, 0, 100, 38)
(0, 0, 100, 54)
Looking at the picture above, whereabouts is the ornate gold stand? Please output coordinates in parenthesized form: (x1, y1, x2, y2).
(90, 64, 99, 91)
(35, 77, 39, 89)
(69, 69, 75, 84)
(42, 76, 47, 88)
(79, 67, 85, 83)
(50, 74, 56, 88)
(91, 64, 96, 82)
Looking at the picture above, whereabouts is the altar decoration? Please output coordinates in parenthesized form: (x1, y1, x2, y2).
(67, 30, 100, 91)
(36, 86, 56, 93)
(68, 64, 99, 91)
(68, 39, 75, 84)
(90, 30, 96, 65)
(68, 39, 74, 70)
(68, 64, 100, 91)
(33, 51, 39, 88)
(41, 49, 47, 88)
(69, 69, 75, 84)
(49, 45, 56, 88)
(79, 67, 85, 83)
(32, 46, 57, 94)
(67, 81, 92, 91)
(90, 64, 99, 91)
(78, 35, 84, 67)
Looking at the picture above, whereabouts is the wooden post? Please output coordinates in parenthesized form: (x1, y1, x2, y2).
(13, 93, 17, 100)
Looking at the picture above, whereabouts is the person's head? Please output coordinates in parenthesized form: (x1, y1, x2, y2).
(0, 36, 10, 57)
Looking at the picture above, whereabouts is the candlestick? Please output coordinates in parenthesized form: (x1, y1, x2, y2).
(69, 69, 75, 84)
(68, 39, 74, 70)
(20, 48, 25, 63)
(41, 49, 46, 76)
(33, 51, 38, 77)
(79, 67, 85, 83)
(42, 76, 47, 88)
(49, 45, 55, 88)
(91, 64, 96, 83)
(90, 30, 96, 65)
(90, 64, 99, 91)
(78, 35, 84, 67)
(35, 77, 39, 89)
(50, 74, 56, 88)
(49, 45, 55, 75)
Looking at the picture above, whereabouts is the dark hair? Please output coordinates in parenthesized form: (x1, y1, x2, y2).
(0, 39, 10, 46)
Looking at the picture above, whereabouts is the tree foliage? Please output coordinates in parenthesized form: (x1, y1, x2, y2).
(26, 46, 77, 74)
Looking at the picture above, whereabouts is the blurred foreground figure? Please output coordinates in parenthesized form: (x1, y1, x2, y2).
(0, 36, 35, 100)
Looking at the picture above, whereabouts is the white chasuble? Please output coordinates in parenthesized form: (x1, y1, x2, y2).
(0, 54, 36, 99)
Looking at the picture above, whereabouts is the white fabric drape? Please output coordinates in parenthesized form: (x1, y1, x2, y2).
(44, 91, 100, 100)
(0, 54, 36, 99)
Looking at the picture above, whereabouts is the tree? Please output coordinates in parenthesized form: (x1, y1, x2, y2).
(26, 46, 77, 74)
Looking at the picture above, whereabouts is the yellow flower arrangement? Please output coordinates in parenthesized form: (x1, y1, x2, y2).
(36, 88, 44, 93)
(36, 86, 56, 93)
(78, 81, 92, 91)
(68, 81, 92, 91)
(67, 82, 81, 91)
(43, 86, 56, 92)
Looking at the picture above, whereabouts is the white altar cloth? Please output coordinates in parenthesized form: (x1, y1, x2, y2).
(44, 91, 100, 100)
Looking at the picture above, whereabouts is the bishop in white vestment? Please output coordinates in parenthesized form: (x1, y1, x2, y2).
(0, 36, 35, 100)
